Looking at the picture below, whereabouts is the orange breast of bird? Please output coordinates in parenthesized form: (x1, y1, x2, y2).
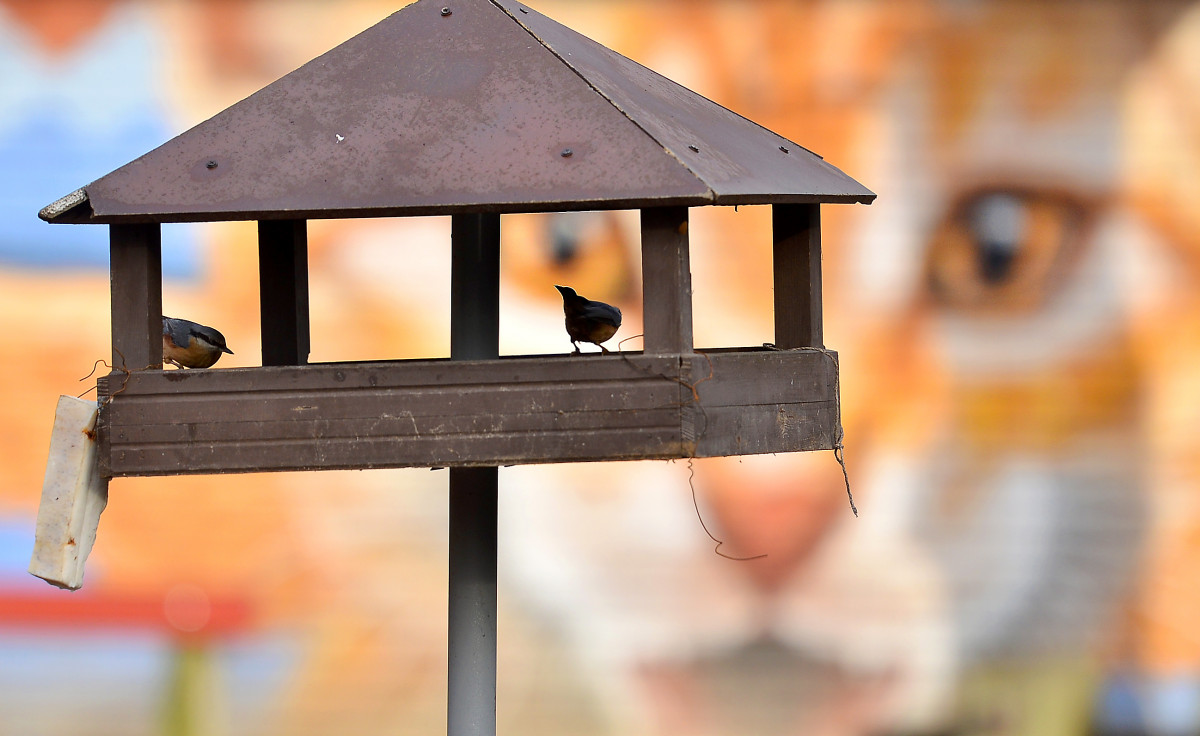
(163, 334, 221, 369)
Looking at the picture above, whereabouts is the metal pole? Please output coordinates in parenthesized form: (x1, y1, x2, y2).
(447, 213, 500, 736)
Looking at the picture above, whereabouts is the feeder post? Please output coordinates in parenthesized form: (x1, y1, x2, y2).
(772, 203, 823, 349)
(447, 212, 500, 736)
(641, 206, 693, 354)
(258, 220, 310, 366)
(109, 224, 163, 370)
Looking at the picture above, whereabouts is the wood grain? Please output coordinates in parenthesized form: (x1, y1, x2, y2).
(97, 349, 838, 476)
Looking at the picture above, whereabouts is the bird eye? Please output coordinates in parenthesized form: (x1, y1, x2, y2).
(924, 187, 1094, 315)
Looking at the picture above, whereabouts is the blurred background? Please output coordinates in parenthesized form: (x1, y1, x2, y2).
(2, 0, 1199, 734)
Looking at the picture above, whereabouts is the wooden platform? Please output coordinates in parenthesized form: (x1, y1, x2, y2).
(96, 347, 839, 477)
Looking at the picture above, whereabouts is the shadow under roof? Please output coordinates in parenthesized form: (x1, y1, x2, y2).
(40, 0, 874, 225)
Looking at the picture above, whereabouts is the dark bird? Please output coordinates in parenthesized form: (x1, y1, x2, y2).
(555, 285, 622, 354)
(162, 316, 233, 369)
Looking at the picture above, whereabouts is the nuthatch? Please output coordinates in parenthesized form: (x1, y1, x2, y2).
(162, 316, 233, 369)
(554, 285, 622, 354)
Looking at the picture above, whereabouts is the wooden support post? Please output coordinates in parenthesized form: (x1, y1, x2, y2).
(640, 206, 693, 354)
(109, 224, 163, 370)
(772, 203, 823, 349)
(258, 220, 310, 366)
(447, 213, 500, 736)
(450, 214, 501, 361)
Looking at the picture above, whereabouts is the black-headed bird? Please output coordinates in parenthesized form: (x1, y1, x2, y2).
(554, 285, 622, 354)
(162, 316, 233, 369)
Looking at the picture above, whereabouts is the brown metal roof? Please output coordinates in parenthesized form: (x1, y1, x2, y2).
(40, 0, 874, 225)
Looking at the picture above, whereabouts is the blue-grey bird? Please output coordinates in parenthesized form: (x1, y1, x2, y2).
(162, 316, 233, 369)
(554, 285, 622, 354)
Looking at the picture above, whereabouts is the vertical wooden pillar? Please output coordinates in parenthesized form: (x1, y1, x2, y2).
(772, 203, 823, 349)
(450, 214, 501, 360)
(109, 223, 163, 370)
(258, 220, 310, 366)
(447, 213, 500, 736)
(641, 206, 693, 354)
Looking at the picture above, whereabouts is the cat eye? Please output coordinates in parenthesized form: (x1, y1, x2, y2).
(924, 187, 1097, 315)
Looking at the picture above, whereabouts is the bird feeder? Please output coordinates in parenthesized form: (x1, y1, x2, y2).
(38, 0, 873, 733)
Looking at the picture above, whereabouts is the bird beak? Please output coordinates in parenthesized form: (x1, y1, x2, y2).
(223, 347, 234, 355)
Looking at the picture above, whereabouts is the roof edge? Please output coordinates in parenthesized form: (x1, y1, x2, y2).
(44, 193, 723, 225)
(40, 191, 872, 226)
(39, 188, 94, 224)
(714, 192, 876, 206)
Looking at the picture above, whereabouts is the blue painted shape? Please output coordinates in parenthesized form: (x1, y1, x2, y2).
(0, 5, 198, 277)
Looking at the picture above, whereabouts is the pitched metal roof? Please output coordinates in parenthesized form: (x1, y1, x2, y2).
(40, 0, 874, 225)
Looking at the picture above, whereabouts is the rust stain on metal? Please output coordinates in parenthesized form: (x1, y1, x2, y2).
(39, 0, 872, 225)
